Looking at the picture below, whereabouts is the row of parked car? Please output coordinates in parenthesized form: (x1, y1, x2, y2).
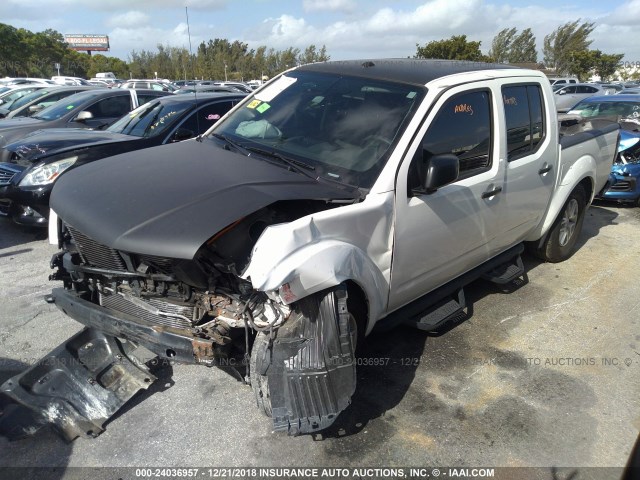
(0, 72, 639, 229)
(0, 81, 247, 225)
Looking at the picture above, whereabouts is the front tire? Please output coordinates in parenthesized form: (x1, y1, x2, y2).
(533, 185, 587, 263)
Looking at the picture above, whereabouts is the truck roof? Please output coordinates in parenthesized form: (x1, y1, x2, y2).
(298, 58, 519, 86)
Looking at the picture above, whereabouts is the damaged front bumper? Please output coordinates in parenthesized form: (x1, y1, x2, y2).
(0, 328, 156, 442)
(51, 287, 221, 366)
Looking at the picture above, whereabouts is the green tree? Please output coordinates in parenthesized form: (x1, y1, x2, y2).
(298, 44, 330, 65)
(415, 35, 486, 61)
(509, 28, 537, 63)
(593, 52, 624, 81)
(489, 28, 516, 63)
(567, 49, 624, 81)
(543, 20, 595, 73)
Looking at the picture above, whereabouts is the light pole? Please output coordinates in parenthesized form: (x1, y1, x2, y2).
(224, 63, 227, 82)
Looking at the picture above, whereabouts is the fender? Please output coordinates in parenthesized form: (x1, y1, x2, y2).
(243, 236, 389, 335)
(526, 153, 596, 242)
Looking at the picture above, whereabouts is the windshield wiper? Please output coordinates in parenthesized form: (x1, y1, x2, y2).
(210, 133, 252, 154)
(244, 146, 319, 181)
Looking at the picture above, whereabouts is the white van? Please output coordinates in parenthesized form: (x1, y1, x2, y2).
(96, 72, 116, 79)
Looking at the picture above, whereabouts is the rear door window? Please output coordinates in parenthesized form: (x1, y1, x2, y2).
(502, 85, 546, 161)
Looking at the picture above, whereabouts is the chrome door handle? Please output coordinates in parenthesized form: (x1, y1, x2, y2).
(481, 186, 502, 199)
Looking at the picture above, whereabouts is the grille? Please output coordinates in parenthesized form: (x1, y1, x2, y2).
(609, 179, 635, 192)
(66, 225, 127, 271)
(99, 291, 194, 330)
(138, 254, 174, 274)
(0, 167, 17, 186)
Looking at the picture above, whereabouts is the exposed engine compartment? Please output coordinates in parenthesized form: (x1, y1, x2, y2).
(51, 200, 342, 363)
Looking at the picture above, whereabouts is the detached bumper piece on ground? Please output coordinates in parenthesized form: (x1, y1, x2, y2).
(0, 328, 156, 441)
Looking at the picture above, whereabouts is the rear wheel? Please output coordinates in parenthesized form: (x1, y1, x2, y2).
(532, 185, 587, 263)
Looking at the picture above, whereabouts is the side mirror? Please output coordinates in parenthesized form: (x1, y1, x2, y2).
(557, 90, 566, 95)
(417, 153, 460, 194)
(75, 111, 94, 122)
(171, 127, 195, 142)
(28, 104, 44, 114)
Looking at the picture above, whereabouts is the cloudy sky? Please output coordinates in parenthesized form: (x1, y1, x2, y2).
(1, 0, 636, 66)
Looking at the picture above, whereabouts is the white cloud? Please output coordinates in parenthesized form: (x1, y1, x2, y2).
(303, 0, 356, 13)
(109, 23, 193, 57)
(244, 0, 637, 62)
(106, 11, 150, 29)
(600, 0, 640, 26)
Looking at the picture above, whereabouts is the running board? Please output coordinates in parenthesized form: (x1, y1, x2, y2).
(0, 328, 156, 442)
(407, 288, 466, 331)
(481, 255, 525, 284)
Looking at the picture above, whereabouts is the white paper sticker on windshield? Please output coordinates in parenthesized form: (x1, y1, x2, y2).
(255, 76, 297, 102)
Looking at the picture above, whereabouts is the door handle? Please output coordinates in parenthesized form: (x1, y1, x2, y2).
(539, 165, 552, 174)
(481, 186, 502, 199)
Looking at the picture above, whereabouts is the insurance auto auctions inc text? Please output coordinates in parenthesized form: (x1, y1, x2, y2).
(197, 467, 496, 478)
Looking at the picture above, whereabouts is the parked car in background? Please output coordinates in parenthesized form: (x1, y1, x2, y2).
(597, 130, 640, 206)
(619, 88, 640, 95)
(175, 84, 239, 94)
(0, 85, 47, 106)
(548, 77, 578, 86)
(51, 76, 92, 86)
(0, 89, 171, 151)
(566, 94, 640, 131)
(173, 80, 197, 88)
(0, 86, 95, 119)
(554, 83, 611, 112)
(120, 80, 178, 92)
(213, 82, 253, 93)
(0, 77, 56, 86)
(0, 92, 244, 225)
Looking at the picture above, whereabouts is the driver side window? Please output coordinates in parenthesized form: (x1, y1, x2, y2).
(409, 90, 492, 191)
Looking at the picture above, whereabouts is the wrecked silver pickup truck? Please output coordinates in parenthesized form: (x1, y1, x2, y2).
(0, 60, 619, 441)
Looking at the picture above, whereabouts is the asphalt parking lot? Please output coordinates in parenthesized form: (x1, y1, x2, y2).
(0, 202, 638, 479)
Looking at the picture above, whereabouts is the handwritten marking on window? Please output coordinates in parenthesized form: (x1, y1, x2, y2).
(503, 96, 518, 106)
(454, 103, 474, 115)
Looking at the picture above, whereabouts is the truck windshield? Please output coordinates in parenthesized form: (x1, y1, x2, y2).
(209, 70, 425, 189)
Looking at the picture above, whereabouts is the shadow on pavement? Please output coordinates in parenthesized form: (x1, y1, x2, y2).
(0, 218, 48, 250)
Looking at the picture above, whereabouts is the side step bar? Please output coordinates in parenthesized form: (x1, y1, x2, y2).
(0, 328, 156, 442)
(481, 254, 525, 284)
(376, 244, 526, 333)
(409, 288, 466, 331)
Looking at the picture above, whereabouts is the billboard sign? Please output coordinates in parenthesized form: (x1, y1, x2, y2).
(64, 34, 110, 51)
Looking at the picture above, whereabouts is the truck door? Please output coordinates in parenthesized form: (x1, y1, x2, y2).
(496, 83, 555, 247)
(389, 85, 505, 312)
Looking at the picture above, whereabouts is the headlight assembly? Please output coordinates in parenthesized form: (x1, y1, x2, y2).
(19, 156, 78, 186)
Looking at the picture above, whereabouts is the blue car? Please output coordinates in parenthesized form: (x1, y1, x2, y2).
(598, 129, 640, 206)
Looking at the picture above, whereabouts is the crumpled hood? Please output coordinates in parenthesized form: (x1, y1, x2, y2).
(51, 139, 358, 259)
(4, 128, 134, 161)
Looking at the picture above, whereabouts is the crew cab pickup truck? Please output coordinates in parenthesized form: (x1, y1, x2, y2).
(0, 60, 619, 441)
